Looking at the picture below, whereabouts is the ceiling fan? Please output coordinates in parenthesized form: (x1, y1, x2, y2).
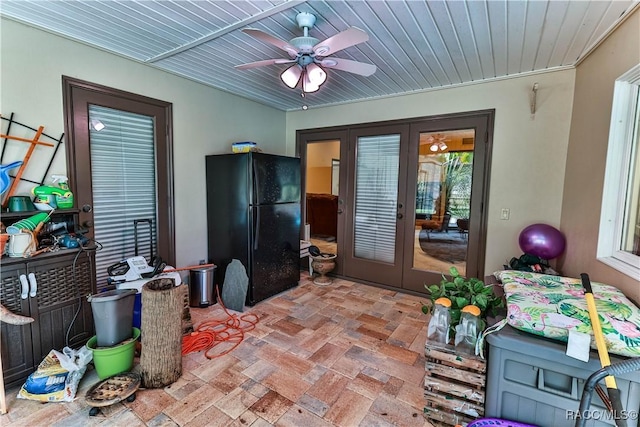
(235, 12, 376, 93)
(427, 134, 448, 152)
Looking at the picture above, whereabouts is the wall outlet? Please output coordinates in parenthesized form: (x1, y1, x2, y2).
(500, 208, 510, 220)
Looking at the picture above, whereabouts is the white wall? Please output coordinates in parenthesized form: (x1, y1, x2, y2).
(286, 70, 576, 275)
(1, 18, 286, 270)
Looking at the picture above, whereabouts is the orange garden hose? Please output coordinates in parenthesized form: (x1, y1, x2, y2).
(181, 285, 259, 359)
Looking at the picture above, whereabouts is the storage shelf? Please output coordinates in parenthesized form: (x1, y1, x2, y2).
(1, 208, 79, 221)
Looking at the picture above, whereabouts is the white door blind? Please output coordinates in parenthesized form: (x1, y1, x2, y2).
(89, 105, 157, 289)
(353, 134, 400, 263)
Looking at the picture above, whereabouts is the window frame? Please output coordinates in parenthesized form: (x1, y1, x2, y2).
(597, 63, 640, 279)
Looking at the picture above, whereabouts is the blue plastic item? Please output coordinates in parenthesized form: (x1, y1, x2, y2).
(132, 293, 142, 330)
(0, 161, 23, 194)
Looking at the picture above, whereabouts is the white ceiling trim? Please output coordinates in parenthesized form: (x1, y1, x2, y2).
(147, 0, 307, 63)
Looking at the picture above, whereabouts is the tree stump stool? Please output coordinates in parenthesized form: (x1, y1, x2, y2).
(140, 278, 182, 388)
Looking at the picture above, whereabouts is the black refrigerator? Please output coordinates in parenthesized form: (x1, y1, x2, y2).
(205, 152, 301, 306)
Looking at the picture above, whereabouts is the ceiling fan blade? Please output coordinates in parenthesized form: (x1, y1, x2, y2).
(313, 27, 369, 56)
(242, 28, 299, 57)
(235, 58, 295, 70)
(319, 58, 376, 77)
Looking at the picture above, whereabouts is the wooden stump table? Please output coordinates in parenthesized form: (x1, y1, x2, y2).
(140, 278, 183, 388)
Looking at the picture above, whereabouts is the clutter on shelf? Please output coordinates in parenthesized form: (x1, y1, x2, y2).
(0, 114, 81, 259)
(1, 113, 65, 209)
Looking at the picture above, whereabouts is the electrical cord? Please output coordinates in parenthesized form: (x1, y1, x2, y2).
(181, 285, 259, 359)
(64, 238, 102, 348)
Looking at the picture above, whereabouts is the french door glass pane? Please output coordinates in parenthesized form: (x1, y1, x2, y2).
(353, 134, 400, 263)
(88, 105, 157, 286)
(413, 130, 474, 276)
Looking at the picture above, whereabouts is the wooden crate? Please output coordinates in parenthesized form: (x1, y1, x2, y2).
(424, 339, 486, 427)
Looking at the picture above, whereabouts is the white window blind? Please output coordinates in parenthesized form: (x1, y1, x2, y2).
(353, 134, 400, 263)
(89, 105, 157, 288)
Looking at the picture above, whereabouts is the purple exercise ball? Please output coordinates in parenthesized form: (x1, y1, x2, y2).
(518, 223, 566, 260)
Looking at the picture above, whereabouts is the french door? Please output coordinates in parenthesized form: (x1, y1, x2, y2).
(342, 124, 410, 286)
(299, 110, 493, 294)
(401, 113, 492, 292)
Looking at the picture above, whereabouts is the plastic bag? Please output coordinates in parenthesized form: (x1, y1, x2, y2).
(17, 345, 93, 402)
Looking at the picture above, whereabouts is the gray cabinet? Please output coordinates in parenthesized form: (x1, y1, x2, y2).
(0, 250, 96, 388)
(486, 325, 640, 427)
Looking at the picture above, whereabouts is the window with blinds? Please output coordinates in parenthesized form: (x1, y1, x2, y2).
(88, 105, 158, 287)
(353, 134, 400, 263)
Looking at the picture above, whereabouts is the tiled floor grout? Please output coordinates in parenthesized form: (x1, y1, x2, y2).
(1, 273, 435, 426)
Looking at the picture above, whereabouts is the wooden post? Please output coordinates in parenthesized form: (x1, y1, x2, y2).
(140, 279, 182, 388)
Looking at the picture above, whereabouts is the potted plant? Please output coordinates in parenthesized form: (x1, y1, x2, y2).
(422, 266, 504, 342)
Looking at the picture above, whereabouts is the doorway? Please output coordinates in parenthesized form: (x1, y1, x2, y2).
(299, 130, 347, 276)
(298, 110, 494, 294)
(63, 77, 175, 291)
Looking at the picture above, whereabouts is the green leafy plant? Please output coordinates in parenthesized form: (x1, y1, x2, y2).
(421, 266, 504, 335)
(440, 152, 473, 219)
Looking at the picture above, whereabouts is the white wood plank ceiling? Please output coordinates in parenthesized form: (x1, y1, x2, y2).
(1, 0, 637, 111)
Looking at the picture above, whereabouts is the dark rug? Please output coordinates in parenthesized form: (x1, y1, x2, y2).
(311, 234, 336, 242)
(418, 229, 467, 263)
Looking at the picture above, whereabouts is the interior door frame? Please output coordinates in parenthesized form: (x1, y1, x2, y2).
(297, 109, 494, 293)
(298, 129, 348, 276)
(62, 76, 176, 269)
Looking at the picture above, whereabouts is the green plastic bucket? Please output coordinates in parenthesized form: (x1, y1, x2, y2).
(86, 327, 140, 379)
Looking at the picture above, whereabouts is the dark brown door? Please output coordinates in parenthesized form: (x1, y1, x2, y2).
(63, 77, 175, 290)
(342, 124, 410, 286)
(402, 112, 493, 293)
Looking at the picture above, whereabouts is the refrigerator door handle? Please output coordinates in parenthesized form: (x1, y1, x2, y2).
(252, 158, 260, 205)
(253, 208, 260, 250)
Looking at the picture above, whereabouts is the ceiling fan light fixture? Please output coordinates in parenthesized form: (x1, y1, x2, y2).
(237, 12, 374, 97)
(301, 64, 326, 93)
(429, 143, 439, 152)
(307, 63, 326, 85)
(280, 65, 302, 89)
(439, 142, 448, 150)
(302, 74, 320, 93)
